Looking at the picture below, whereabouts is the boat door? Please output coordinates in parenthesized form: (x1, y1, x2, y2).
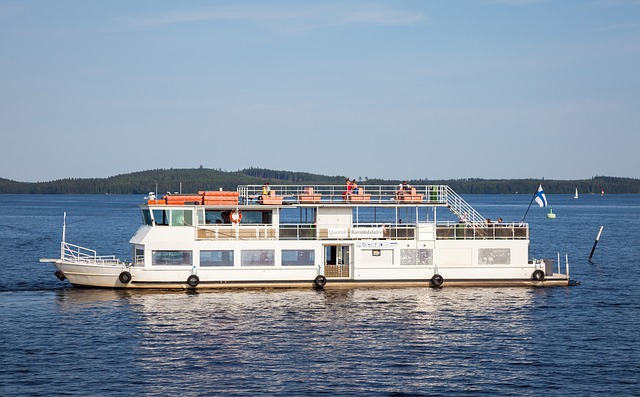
(323, 244, 351, 278)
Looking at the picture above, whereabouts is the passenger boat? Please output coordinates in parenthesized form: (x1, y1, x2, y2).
(40, 184, 571, 289)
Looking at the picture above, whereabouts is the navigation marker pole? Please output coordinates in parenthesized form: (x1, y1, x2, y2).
(588, 226, 604, 263)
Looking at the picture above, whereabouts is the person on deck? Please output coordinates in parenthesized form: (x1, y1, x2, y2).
(396, 181, 411, 200)
(342, 179, 352, 200)
(259, 182, 271, 203)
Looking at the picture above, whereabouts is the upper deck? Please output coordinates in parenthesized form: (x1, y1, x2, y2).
(139, 184, 530, 242)
(151, 184, 488, 226)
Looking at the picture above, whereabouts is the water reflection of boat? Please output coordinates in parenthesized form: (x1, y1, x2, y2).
(41, 184, 570, 289)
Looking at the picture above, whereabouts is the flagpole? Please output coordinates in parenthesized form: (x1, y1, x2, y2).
(521, 181, 543, 222)
(521, 191, 537, 222)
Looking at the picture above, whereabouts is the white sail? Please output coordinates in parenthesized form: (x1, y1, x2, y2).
(574, 188, 578, 199)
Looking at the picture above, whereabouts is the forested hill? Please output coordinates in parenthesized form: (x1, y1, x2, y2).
(0, 167, 639, 194)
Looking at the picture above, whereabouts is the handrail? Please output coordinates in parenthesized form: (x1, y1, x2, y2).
(441, 186, 486, 226)
(61, 242, 124, 265)
(238, 184, 449, 204)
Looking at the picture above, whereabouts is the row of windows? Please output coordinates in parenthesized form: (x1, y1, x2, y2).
(142, 207, 445, 227)
(151, 249, 315, 267)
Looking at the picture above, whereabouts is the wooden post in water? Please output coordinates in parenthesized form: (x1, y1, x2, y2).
(588, 226, 604, 263)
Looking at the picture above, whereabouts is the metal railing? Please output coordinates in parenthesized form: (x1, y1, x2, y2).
(61, 242, 124, 265)
(238, 184, 486, 226)
(435, 222, 529, 240)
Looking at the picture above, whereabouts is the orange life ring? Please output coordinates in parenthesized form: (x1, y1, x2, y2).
(230, 210, 242, 224)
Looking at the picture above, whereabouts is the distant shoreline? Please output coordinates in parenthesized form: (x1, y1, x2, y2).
(1, 168, 639, 194)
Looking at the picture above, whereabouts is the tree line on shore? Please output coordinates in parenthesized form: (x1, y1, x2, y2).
(1, 167, 638, 195)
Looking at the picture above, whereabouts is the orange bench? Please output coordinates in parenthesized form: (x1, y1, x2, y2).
(261, 190, 283, 205)
(348, 187, 371, 203)
(396, 187, 423, 203)
(299, 187, 322, 203)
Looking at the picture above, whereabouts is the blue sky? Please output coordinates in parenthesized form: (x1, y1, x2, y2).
(1, 0, 639, 182)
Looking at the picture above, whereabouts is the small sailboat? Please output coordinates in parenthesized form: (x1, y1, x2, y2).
(574, 188, 578, 199)
(601, 189, 605, 196)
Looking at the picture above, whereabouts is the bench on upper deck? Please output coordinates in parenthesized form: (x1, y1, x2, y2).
(395, 187, 423, 203)
(348, 187, 371, 203)
(260, 190, 283, 205)
(299, 187, 322, 203)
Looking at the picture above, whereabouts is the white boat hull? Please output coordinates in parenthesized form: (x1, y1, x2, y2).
(47, 258, 568, 289)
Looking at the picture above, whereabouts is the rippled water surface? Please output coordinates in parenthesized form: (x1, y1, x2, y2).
(1, 194, 639, 396)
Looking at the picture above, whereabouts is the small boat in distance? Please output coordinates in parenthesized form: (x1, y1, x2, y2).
(40, 183, 571, 289)
(574, 188, 578, 199)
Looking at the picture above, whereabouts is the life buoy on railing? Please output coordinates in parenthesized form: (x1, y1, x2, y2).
(431, 274, 444, 287)
(230, 210, 242, 224)
(313, 275, 327, 289)
(532, 269, 545, 281)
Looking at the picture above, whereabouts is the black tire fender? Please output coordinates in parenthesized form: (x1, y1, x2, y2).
(431, 274, 444, 287)
(532, 269, 545, 281)
(313, 275, 327, 289)
(187, 274, 200, 288)
(55, 270, 66, 281)
(118, 271, 132, 284)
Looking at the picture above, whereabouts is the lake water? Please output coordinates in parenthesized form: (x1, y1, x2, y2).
(1, 193, 639, 396)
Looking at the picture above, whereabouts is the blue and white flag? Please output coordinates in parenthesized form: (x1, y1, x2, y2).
(534, 184, 548, 207)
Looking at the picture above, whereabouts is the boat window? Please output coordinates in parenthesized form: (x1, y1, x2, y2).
(240, 210, 272, 225)
(152, 209, 169, 226)
(196, 209, 205, 225)
(282, 250, 315, 266)
(170, 209, 193, 226)
(203, 210, 272, 225)
(241, 250, 275, 266)
(280, 207, 316, 224)
(200, 250, 234, 267)
(142, 209, 153, 226)
(204, 210, 225, 224)
(134, 247, 144, 266)
(152, 250, 192, 266)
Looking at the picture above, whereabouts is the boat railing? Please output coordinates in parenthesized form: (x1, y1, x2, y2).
(435, 222, 529, 240)
(238, 184, 486, 226)
(61, 242, 124, 265)
(237, 184, 450, 205)
(196, 222, 531, 241)
(441, 187, 485, 226)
